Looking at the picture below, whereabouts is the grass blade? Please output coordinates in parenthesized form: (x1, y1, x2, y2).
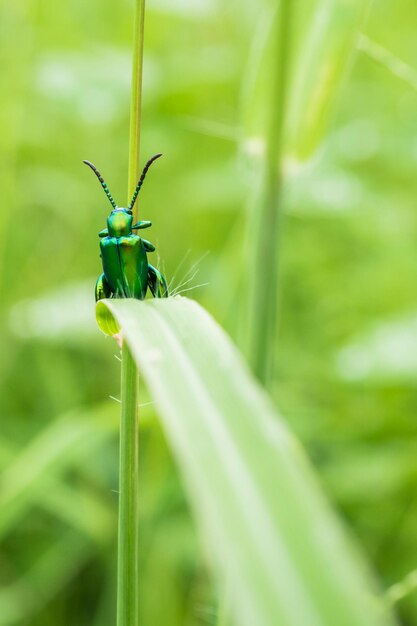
(242, 0, 372, 163)
(288, 0, 371, 161)
(357, 34, 417, 91)
(244, 0, 293, 385)
(96, 296, 398, 626)
(0, 404, 116, 539)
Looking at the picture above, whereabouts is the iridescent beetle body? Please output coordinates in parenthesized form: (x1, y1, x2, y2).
(84, 154, 168, 301)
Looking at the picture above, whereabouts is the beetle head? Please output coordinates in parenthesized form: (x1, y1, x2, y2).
(83, 154, 162, 219)
(107, 208, 133, 237)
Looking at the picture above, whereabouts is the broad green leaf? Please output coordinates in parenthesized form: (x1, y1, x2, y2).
(96, 296, 397, 626)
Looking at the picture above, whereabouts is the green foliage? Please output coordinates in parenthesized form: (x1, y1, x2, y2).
(2, 0, 417, 625)
(242, 0, 371, 161)
(97, 296, 396, 626)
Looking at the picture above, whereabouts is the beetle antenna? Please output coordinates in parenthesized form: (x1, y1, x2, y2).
(128, 153, 162, 211)
(83, 160, 117, 210)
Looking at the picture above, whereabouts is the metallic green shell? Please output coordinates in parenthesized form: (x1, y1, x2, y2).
(100, 234, 148, 299)
(85, 156, 168, 302)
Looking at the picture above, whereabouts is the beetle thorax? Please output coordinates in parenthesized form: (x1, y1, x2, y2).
(107, 208, 133, 237)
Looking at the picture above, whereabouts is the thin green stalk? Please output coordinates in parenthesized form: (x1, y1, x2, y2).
(128, 0, 146, 211)
(215, 585, 229, 626)
(117, 1, 145, 625)
(117, 342, 139, 626)
(247, 1, 292, 387)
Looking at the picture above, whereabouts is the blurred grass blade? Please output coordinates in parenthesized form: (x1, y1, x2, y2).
(96, 296, 397, 626)
(0, 404, 116, 540)
(243, 0, 292, 386)
(0, 531, 94, 626)
(285, 0, 371, 161)
(0, 402, 156, 542)
(385, 569, 417, 607)
(357, 34, 417, 91)
(242, 0, 371, 163)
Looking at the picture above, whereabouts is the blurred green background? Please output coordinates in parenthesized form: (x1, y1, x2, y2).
(1, 0, 417, 624)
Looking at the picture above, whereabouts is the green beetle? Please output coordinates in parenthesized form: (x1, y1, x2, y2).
(84, 153, 168, 302)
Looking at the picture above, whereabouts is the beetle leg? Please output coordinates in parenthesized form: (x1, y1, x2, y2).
(147, 264, 168, 298)
(142, 239, 155, 252)
(99, 229, 108, 238)
(132, 220, 152, 230)
(95, 273, 112, 302)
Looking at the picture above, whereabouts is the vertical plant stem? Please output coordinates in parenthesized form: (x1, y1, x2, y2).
(215, 585, 229, 626)
(117, 342, 139, 626)
(247, 0, 292, 387)
(128, 0, 146, 213)
(117, 1, 145, 625)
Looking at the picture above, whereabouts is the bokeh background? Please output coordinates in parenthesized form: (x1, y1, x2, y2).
(1, 0, 417, 624)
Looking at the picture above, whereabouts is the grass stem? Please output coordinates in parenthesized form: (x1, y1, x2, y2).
(117, 0, 145, 624)
(117, 342, 139, 626)
(215, 585, 229, 626)
(128, 0, 146, 210)
(247, 1, 292, 386)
